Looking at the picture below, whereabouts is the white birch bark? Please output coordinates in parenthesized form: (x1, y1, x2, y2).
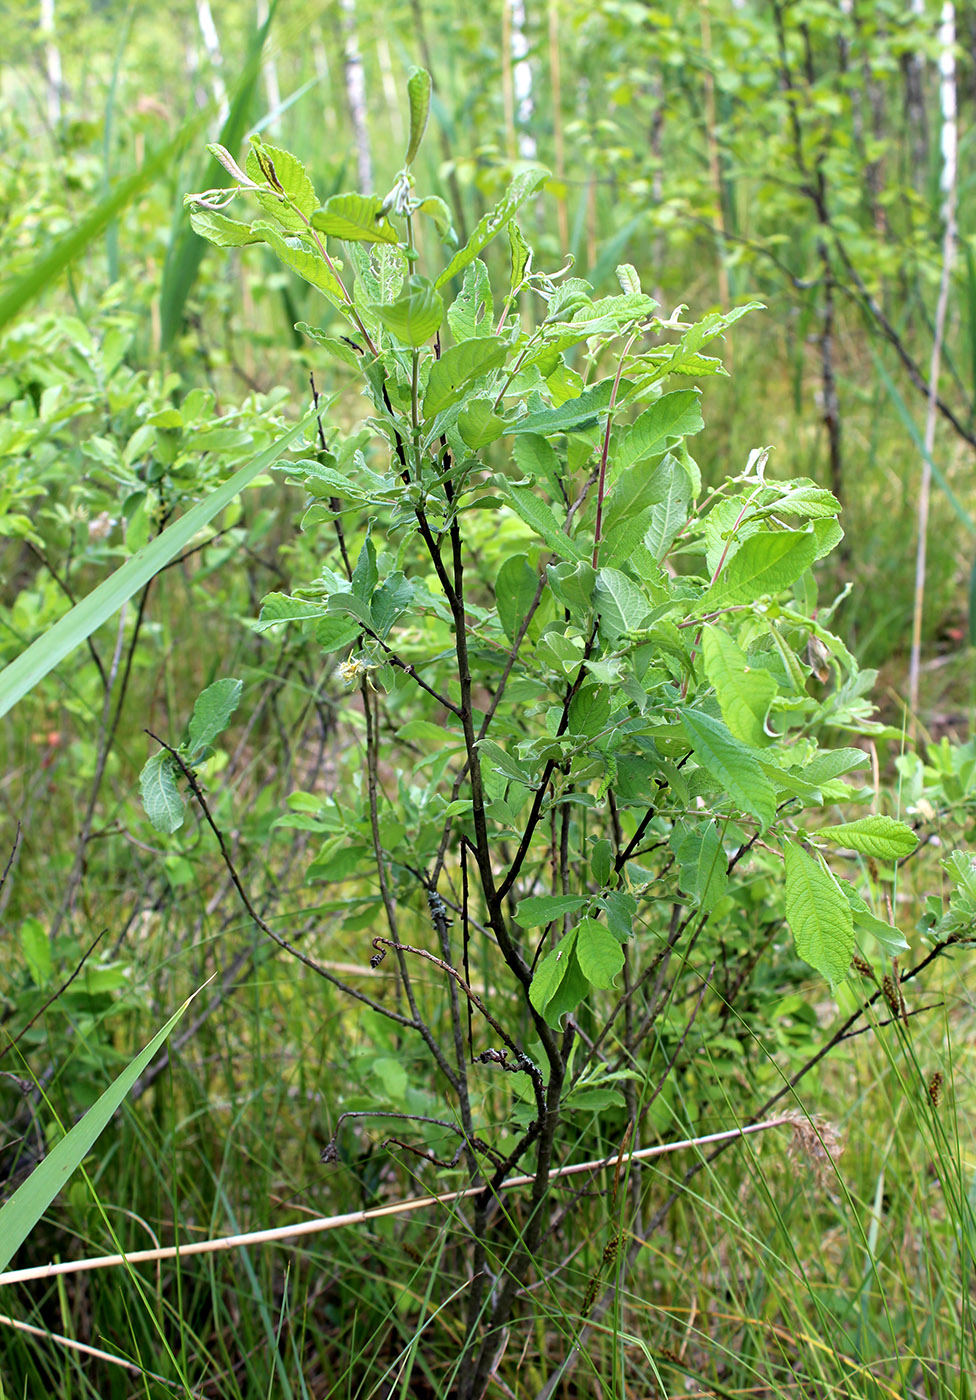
(340, 0, 372, 192)
(909, 1, 957, 722)
(509, 0, 536, 160)
(905, 0, 929, 189)
(255, 0, 281, 127)
(195, 0, 227, 122)
(39, 0, 62, 127)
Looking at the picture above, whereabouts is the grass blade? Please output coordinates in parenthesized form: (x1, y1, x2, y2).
(0, 412, 312, 719)
(159, 0, 278, 349)
(0, 119, 205, 334)
(0, 993, 196, 1274)
(870, 345, 976, 536)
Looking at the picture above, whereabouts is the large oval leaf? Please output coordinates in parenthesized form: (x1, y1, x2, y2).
(819, 816, 918, 860)
(680, 709, 776, 830)
(783, 839, 854, 987)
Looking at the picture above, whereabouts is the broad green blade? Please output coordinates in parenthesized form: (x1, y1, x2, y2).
(0, 120, 205, 334)
(870, 345, 976, 537)
(0, 994, 194, 1273)
(0, 413, 312, 719)
(159, 0, 277, 349)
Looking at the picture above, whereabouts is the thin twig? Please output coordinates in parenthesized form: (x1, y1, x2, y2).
(0, 928, 108, 1065)
(143, 733, 415, 1029)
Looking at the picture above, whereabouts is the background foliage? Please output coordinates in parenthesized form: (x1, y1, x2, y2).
(1, 2, 975, 1397)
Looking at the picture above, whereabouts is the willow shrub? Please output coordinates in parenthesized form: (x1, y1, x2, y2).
(141, 69, 936, 1398)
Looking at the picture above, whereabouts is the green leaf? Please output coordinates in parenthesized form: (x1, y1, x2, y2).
(601, 457, 670, 539)
(415, 195, 454, 241)
(495, 555, 540, 643)
(802, 748, 870, 786)
(458, 398, 505, 448)
(703, 529, 819, 608)
(838, 880, 909, 955)
(783, 839, 854, 986)
(256, 593, 328, 631)
(595, 568, 651, 639)
(509, 219, 532, 291)
(423, 337, 509, 417)
(20, 919, 52, 989)
(352, 533, 378, 602)
(680, 709, 776, 830)
(516, 894, 588, 926)
(293, 326, 363, 369)
(575, 918, 624, 988)
(818, 816, 918, 860)
(279, 457, 366, 496)
(568, 683, 611, 737)
(600, 890, 637, 939)
(590, 837, 614, 885)
(246, 138, 319, 229)
(405, 67, 432, 166)
(512, 433, 563, 497)
(397, 719, 464, 748)
(701, 626, 777, 748)
(511, 380, 615, 436)
(529, 931, 589, 1027)
(447, 260, 493, 341)
(615, 391, 704, 472)
(328, 592, 372, 627)
(252, 221, 346, 307)
(187, 678, 243, 752)
(375, 275, 444, 346)
(435, 166, 549, 288)
(0, 414, 313, 720)
(547, 561, 596, 617)
(644, 456, 691, 560)
(314, 616, 361, 652)
(0, 996, 194, 1275)
(673, 820, 728, 914)
(188, 208, 264, 247)
(500, 485, 584, 561)
(371, 1056, 408, 1103)
(370, 573, 413, 637)
(478, 738, 535, 787)
(140, 752, 185, 834)
(758, 480, 840, 521)
(311, 193, 399, 244)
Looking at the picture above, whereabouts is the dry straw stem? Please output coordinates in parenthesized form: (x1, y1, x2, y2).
(0, 1312, 185, 1390)
(0, 1117, 796, 1289)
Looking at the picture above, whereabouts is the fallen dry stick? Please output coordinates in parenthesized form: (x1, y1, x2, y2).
(0, 1116, 793, 1289)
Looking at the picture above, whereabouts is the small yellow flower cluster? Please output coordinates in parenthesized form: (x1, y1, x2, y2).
(338, 657, 375, 688)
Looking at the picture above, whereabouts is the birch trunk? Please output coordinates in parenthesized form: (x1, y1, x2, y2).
(909, 1, 957, 723)
(904, 0, 930, 191)
(548, 0, 568, 249)
(700, 0, 730, 347)
(255, 0, 281, 126)
(39, 0, 62, 127)
(195, 0, 227, 122)
(510, 0, 536, 160)
(340, 0, 372, 193)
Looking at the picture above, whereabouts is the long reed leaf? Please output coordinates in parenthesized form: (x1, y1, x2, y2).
(870, 346, 975, 537)
(159, 0, 277, 349)
(0, 993, 195, 1274)
(0, 120, 205, 334)
(0, 413, 312, 719)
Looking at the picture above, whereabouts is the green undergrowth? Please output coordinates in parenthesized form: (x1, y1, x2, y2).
(2, 5, 976, 1398)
